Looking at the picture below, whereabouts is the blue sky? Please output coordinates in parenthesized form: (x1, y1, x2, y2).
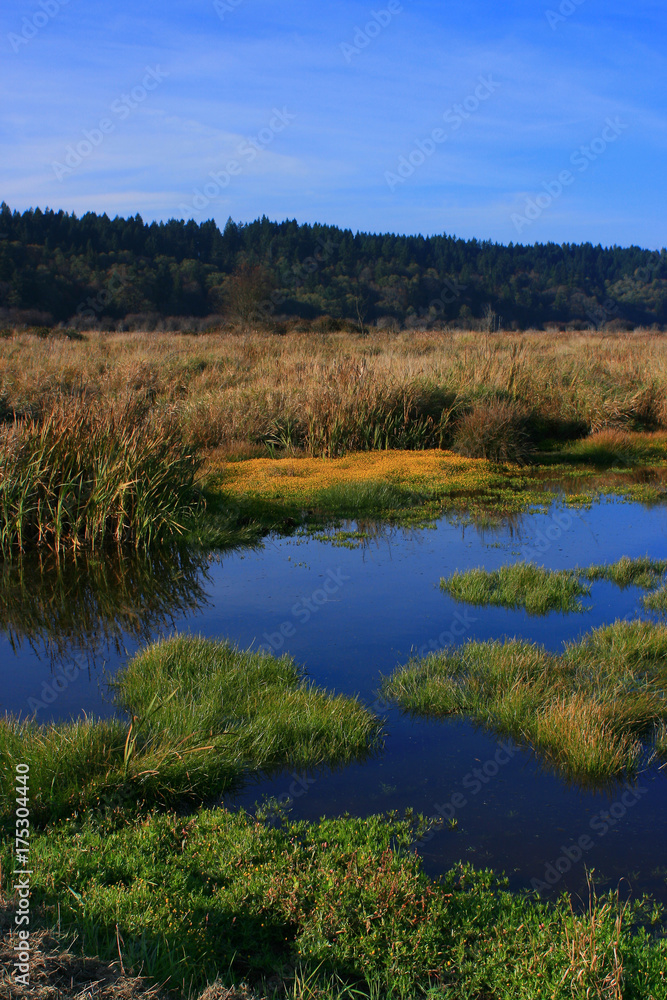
(2, 0, 665, 247)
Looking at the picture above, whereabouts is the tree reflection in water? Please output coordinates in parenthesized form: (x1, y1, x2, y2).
(0, 546, 211, 668)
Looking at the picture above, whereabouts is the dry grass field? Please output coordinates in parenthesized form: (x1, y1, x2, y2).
(1, 327, 666, 461)
(2, 325, 667, 554)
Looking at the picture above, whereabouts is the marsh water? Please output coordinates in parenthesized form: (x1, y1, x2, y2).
(2, 495, 667, 904)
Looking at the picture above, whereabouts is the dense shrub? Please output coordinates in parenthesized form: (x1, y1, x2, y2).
(452, 399, 533, 463)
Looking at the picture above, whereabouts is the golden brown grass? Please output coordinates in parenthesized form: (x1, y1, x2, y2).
(2, 328, 667, 459)
(0, 900, 168, 1000)
(534, 694, 642, 778)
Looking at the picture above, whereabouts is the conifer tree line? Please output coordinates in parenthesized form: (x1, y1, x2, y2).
(1, 202, 665, 331)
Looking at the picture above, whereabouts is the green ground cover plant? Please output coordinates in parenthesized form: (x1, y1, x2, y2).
(3, 808, 665, 999)
(582, 556, 667, 589)
(383, 620, 667, 783)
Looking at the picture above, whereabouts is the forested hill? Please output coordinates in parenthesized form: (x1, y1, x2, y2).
(1, 202, 665, 331)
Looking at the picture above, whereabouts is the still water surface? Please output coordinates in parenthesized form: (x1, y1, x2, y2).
(2, 496, 666, 901)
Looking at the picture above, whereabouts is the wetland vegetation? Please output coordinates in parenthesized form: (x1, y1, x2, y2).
(644, 586, 667, 614)
(0, 395, 201, 557)
(440, 561, 592, 615)
(2, 328, 667, 464)
(3, 808, 666, 1000)
(2, 328, 667, 552)
(438, 556, 667, 615)
(582, 556, 667, 590)
(383, 620, 667, 784)
(0, 636, 380, 832)
(2, 327, 667, 998)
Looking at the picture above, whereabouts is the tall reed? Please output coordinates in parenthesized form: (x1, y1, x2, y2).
(0, 396, 201, 557)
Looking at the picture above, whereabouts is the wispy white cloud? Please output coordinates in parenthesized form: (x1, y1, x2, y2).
(1, 0, 664, 245)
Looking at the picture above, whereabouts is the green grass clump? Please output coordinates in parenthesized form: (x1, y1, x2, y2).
(582, 555, 667, 589)
(0, 396, 201, 557)
(558, 429, 667, 467)
(439, 558, 667, 618)
(383, 621, 667, 782)
(115, 634, 380, 776)
(440, 561, 591, 615)
(0, 636, 381, 829)
(5, 808, 665, 999)
(313, 479, 423, 519)
(644, 585, 667, 613)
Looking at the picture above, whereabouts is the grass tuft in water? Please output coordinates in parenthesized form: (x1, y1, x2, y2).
(383, 620, 667, 782)
(439, 557, 667, 618)
(0, 636, 381, 829)
(644, 585, 667, 613)
(440, 562, 591, 615)
(581, 555, 667, 589)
